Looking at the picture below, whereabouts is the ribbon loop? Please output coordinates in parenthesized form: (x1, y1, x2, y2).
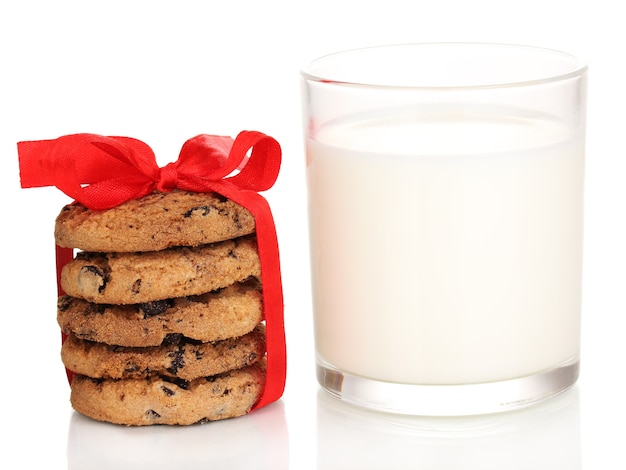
(226, 131, 282, 192)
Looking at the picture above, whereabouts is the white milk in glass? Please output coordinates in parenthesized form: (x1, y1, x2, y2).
(307, 107, 583, 385)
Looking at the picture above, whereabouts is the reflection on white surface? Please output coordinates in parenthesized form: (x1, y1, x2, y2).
(67, 401, 289, 469)
(317, 386, 581, 469)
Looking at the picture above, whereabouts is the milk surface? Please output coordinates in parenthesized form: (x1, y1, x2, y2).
(306, 108, 584, 384)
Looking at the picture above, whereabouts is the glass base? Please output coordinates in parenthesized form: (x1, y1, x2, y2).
(317, 357, 579, 416)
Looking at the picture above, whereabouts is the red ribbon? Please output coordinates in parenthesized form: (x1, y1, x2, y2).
(18, 131, 286, 412)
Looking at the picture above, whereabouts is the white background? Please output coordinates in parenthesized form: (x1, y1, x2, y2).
(1, 0, 624, 468)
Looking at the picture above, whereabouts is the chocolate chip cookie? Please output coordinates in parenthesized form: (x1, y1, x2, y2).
(70, 361, 266, 426)
(55, 190, 256, 252)
(61, 325, 265, 381)
(57, 280, 263, 347)
(60, 236, 261, 304)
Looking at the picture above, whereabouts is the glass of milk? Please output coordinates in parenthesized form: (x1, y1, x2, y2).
(300, 43, 587, 415)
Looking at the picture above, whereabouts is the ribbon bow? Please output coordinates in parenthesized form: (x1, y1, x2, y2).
(18, 131, 286, 412)
(18, 131, 281, 211)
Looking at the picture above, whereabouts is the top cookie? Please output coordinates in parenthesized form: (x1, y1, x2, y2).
(55, 190, 255, 252)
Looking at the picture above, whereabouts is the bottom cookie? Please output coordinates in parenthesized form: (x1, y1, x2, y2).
(70, 362, 266, 426)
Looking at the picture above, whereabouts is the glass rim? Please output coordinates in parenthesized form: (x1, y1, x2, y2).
(300, 42, 588, 91)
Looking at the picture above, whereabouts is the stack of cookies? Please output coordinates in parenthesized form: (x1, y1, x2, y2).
(55, 190, 267, 425)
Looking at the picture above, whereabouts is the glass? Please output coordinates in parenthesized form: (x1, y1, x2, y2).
(300, 43, 587, 415)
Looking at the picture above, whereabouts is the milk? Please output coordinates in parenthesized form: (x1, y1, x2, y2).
(306, 108, 584, 385)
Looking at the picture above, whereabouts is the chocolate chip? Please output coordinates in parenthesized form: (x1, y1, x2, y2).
(81, 265, 108, 293)
(166, 347, 185, 374)
(161, 386, 175, 396)
(131, 279, 142, 294)
(163, 333, 183, 345)
(140, 299, 175, 318)
(161, 376, 190, 390)
(233, 213, 242, 229)
(146, 409, 161, 418)
(57, 296, 71, 312)
(183, 205, 212, 218)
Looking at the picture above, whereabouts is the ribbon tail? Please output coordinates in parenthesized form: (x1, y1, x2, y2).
(253, 200, 287, 410)
(56, 244, 75, 385)
(56, 245, 74, 296)
(217, 188, 286, 410)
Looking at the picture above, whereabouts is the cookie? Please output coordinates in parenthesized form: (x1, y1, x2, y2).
(57, 281, 263, 347)
(70, 362, 266, 425)
(60, 236, 261, 304)
(55, 190, 256, 252)
(61, 325, 266, 381)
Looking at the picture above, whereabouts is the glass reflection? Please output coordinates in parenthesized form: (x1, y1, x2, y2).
(317, 387, 581, 469)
